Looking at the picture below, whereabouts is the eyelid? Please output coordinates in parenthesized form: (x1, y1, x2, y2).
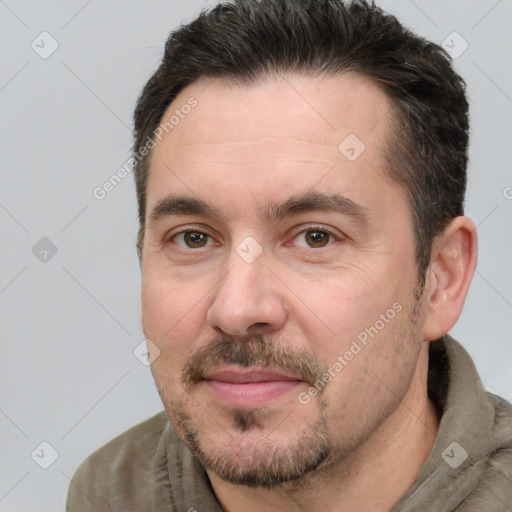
(165, 223, 346, 248)
(286, 224, 346, 244)
(166, 223, 214, 237)
(166, 225, 220, 246)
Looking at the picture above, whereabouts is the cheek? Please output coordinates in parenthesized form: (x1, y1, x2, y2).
(314, 299, 417, 424)
(141, 273, 208, 365)
(296, 270, 401, 344)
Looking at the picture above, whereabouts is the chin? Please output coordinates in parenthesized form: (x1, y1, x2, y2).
(176, 404, 334, 488)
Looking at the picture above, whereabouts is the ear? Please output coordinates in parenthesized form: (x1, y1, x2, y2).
(422, 216, 478, 341)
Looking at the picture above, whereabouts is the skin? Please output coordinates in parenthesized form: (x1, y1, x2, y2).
(140, 73, 477, 511)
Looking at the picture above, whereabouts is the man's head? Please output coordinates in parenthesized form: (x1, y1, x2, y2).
(135, 0, 476, 493)
(134, 0, 470, 284)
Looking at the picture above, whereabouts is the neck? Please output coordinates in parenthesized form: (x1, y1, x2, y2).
(207, 346, 439, 512)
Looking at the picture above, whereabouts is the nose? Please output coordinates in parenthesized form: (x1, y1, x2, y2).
(206, 250, 288, 338)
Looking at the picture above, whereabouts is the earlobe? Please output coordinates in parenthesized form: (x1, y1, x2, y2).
(422, 216, 478, 341)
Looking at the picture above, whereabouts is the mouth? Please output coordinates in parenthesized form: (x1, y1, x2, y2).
(202, 367, 303, 408)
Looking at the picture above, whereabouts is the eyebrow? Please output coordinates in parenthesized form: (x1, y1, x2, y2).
(148, 191, 368, 226)
(149, 195, 218, 225)
(263, 191, 369, 224)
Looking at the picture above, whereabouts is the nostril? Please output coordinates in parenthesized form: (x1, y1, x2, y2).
(250, 322, 268, 329)
(247, 322, 272, 333)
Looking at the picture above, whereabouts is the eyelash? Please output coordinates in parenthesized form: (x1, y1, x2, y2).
(169, 229, 218, 249)
(167, 225, 342, 250)
(288, 225, 341, 248)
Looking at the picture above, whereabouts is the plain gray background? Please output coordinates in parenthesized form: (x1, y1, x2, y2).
(1, 1, 511, 510)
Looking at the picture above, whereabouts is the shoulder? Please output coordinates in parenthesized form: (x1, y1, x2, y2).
(66, 411, 170, 511)
(74, 410, 169, 473)
(459, 393, 512, 509)
(486, 390, 512, 465)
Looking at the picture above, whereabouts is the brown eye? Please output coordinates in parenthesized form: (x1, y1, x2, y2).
(184, 232, 208, 248)
(174, 231, 211, 248)
(304, 230, 331, 248)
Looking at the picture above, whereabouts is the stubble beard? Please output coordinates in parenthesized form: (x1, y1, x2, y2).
(174, 404, 334, 488)
(153, 287, 426, 489)
(155, 336, 336, 488)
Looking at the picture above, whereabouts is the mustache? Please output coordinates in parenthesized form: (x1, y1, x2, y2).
(181, 335, 327, 389)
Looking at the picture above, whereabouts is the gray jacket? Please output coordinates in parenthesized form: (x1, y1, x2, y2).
(66, 336, 512, 511)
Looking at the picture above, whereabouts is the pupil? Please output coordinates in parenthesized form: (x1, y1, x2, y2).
(187, 232, 205, 246)
(307, 231, 327, 247)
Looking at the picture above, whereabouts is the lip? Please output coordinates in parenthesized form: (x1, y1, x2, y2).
(203, 367, 303, 408)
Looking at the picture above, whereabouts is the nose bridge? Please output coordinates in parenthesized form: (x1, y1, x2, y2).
(206, 244, 287, 336)
(221, 255, 261, 305)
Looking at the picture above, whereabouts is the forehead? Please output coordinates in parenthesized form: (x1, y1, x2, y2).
(146, 73, 399, 218)
(159, 72, 391, 149)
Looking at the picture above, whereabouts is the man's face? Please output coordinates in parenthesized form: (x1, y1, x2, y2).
(141, 74, 427, 487)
